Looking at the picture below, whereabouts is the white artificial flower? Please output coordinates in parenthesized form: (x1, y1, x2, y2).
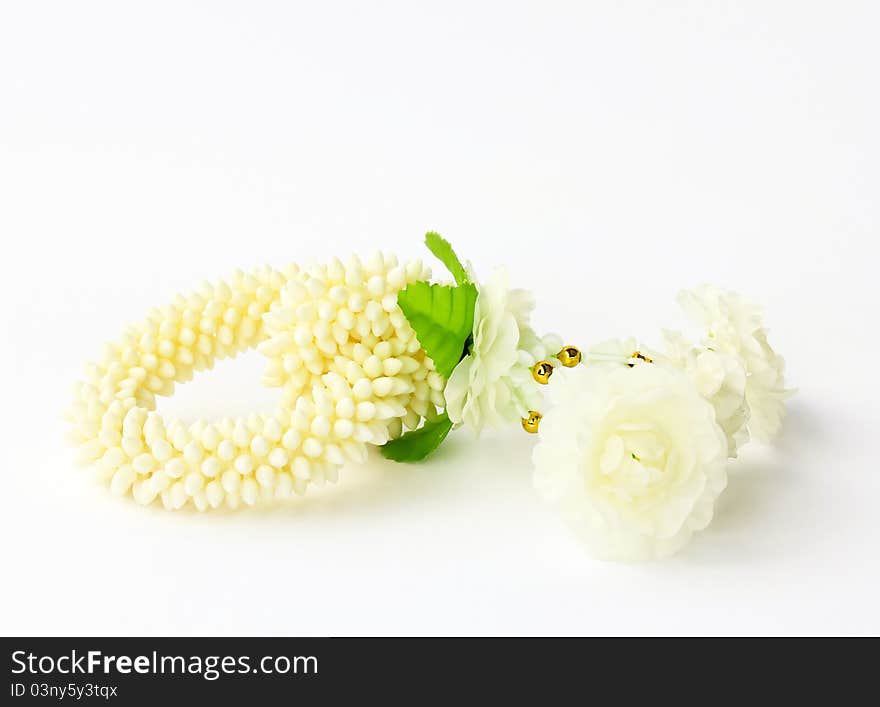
(533, 363, 728, 561)
(584, 337, 747, 457)
(660, 330, 749, 458)
(678, 285, 790, 442)
(444, 267, 557, 432)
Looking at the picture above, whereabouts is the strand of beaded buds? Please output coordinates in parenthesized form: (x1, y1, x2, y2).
(520, 346, 653, 433)
(67, 253, 444, 511)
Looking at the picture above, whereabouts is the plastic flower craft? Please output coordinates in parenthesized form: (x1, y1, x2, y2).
(659, 330, 750, 457)
(676, 285, 791, 442)
(69, 232, 791, 561)
(533, 362, 728, 561)
(444, 267, 560, 433)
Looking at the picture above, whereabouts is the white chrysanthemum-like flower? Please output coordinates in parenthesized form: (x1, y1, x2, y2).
(660, 330, 749, 457)
(677, 285, 790, 442)
(444, 267, 559, 432)
(533, 364, 728, 561)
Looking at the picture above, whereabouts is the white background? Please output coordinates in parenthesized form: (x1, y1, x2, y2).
(1, 1, 878, 636)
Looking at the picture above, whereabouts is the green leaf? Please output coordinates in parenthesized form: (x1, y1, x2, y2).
(425, 231, 469, 286)
(380, 412, 454, 462)
(397, 281, 477, 379)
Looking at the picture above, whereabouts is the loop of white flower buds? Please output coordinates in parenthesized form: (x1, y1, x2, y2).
(67, 254, 441, 511)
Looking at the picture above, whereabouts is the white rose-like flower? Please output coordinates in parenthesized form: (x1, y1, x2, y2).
(533, 364, 728, 561)
(677, 285, 790, 441)
(444, 267, 556, 432)
(661, 330, 749, 458)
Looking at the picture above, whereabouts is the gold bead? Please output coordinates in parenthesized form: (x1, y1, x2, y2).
(532, 360, 554, 384)
(521, 410, 542, 434)
(627, 350, 653, 367)
(557, 345, 582, 367)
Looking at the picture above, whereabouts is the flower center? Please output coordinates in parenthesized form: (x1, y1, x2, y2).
(598, 428, 669, 496)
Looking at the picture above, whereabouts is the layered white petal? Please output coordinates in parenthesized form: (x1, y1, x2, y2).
(677, 285, 791, 442)
(660, 330, 750, 457)
(444, 267, 553, 432)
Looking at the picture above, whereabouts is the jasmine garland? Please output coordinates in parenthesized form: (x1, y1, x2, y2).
(68, 232, 791, 561)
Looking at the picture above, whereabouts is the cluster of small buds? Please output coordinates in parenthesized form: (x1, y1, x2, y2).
(260, 253, 444, 432)
(67, 255, 444, 512)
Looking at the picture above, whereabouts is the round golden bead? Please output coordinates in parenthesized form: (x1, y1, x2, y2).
(557, 345, 582, 367)
(532, 360, 554, 384)
(521, 410, 542, 434)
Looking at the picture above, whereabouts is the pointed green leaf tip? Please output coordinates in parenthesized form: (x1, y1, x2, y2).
(425, 231, 469, 286)
(396, 281, 477, 379)
(380, 412, 454, 462)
